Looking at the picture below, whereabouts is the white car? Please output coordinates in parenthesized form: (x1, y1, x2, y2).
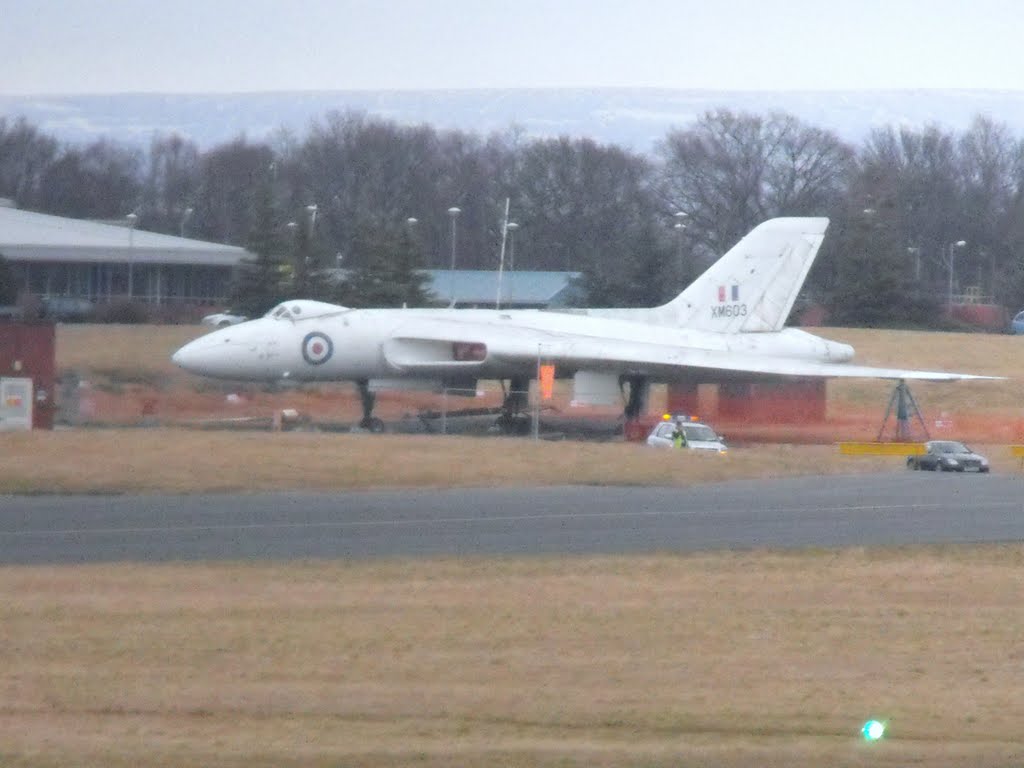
(646, 417, 728, 453)
(201, 311, 248, 327)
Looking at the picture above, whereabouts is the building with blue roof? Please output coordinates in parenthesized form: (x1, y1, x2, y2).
(420, 269, 581, 308)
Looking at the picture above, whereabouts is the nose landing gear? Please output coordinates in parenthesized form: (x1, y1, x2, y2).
(355, 380, 385, 433)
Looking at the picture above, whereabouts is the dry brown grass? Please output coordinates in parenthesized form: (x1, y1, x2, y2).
(0, 428, 979, 495)
(57, 323, 200, 379)
(2, 547, 1024, 767)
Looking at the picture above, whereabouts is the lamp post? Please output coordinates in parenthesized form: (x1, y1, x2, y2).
(674, 211, 688, 285)
(126, 212, 138, 299)
(286, 221, 298, 283)
(506, 221, 519, 273)
(907, 247, 921, 283)
(947, 239, 967, 307)
(180, 206, 194, 238)
(505, 221, 519, 306)
(447, 206, 461, 306)
(306, 204, 318, 236)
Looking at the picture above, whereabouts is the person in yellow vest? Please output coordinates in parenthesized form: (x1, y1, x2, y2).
(671, 419, 687, 449)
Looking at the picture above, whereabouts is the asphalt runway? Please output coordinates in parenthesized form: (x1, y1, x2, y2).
(2, 473, 1024, 565)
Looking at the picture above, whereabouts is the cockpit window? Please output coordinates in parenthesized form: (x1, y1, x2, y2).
(265, 300, 350, 320)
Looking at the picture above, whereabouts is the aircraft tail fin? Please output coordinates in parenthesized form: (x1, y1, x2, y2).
(656, 217, 829, 333)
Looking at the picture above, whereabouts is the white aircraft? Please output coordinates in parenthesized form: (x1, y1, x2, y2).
(173, 217, 996, 432)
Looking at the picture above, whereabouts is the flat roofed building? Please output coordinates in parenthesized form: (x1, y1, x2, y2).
(0, 202, 249, 307)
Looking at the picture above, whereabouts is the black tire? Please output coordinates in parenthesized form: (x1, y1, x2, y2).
(494, 413, 531, 435)
(358, 417, 385, 433)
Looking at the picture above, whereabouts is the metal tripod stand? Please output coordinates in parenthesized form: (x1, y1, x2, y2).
(876, 379, 930, 442)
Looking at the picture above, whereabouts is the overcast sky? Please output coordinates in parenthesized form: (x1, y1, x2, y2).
(2, 0, 1022, 95)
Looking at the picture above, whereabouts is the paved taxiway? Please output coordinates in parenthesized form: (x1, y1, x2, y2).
(2, 473, 1023, 565)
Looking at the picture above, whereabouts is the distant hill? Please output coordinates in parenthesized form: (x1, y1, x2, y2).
(3, 88, 1024, 152)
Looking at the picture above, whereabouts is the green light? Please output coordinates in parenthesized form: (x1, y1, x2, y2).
(861, 719, 886, 741)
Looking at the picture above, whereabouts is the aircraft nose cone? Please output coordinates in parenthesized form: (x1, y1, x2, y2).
(171, 338, 205, 373)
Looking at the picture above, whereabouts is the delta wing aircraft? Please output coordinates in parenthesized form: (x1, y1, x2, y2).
(173, 217, 996, 431)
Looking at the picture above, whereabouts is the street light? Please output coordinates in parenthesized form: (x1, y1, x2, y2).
(674, 211, 688, 283)
(284, 221, 300, 288)
(907, 247, 921, 282)
(180, 206, 194, 238)
(126, 212, 138, 299)
(947, 239, 967, 307)
(447, 206, 461, 306)
(506, 221, 519, 306)
(506, 222, 519, 272)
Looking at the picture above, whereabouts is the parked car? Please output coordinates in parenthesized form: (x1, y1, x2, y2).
(1011, 310, 1024, 334)
(201, 310, 248, 327)
(906, 440, 989, 472)
(646, 416, 728, 453)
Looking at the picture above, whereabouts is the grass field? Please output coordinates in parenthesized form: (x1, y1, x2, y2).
(3, 548, 1024, 767)
(2, 323, 1023, 766)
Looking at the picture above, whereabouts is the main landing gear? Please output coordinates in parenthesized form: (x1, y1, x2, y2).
(620, 375, 651, 440)
(493, 375, 531, 435)
(622, 375, 650, 420)
(355, 379, 385, 433)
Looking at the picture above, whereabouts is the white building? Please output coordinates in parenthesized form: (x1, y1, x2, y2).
(0, 201, 249, 307)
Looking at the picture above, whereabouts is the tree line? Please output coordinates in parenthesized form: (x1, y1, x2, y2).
(2, 108, 1023, 324)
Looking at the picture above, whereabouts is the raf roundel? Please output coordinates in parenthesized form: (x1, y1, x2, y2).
(301, 332, 334, 365)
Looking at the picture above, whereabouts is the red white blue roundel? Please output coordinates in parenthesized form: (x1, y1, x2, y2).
(301, 332, 333, 365)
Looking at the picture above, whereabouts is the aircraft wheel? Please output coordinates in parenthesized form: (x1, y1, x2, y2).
(511, 415, 531, 435)
(495, 413, 530, 435)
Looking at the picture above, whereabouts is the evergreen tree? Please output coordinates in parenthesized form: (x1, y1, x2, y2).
(335, 223, 430, 307)
(229, 184, 288, 316)
(825, 211, 938, 327)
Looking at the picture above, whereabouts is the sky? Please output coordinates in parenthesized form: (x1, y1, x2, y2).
(2, 0, 1023, 95)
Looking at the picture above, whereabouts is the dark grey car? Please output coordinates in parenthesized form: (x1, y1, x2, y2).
(907, 440, 990, 472)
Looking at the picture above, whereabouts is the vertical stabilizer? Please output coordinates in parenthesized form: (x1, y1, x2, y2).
(656, 217, 828, 333)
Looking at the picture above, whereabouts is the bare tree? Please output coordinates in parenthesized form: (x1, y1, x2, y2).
(193, 137, 275, 245)
(0, 117, 58, 208)
(142, 133, 200, 234)
(657, 110, 853, 260)
(37, 138, 141, 219)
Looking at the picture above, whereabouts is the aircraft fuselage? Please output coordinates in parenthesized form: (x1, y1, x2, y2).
(172, 305, 855, 384)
